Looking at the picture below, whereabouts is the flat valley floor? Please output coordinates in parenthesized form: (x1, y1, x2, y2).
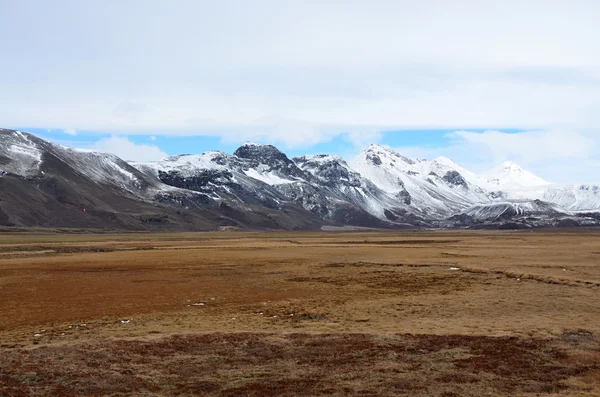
(1, 230, 599, 396)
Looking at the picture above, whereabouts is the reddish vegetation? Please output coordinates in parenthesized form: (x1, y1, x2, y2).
(1, 332, 599, 396)
(1, 231, 600, 396)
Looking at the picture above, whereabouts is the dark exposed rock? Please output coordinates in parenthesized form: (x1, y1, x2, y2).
(366, 153, 382, 166)
(397, 190, 412, 205)
(293, 155, 361, 188)
(442, 171, 467, 188)
(234, 143, 308, 181)
(158, 169, 234, 191)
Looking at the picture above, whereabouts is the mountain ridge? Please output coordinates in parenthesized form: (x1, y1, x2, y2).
(2, 128, 600, 231)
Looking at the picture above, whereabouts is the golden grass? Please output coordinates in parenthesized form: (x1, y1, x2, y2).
(1, 230, 599, 396)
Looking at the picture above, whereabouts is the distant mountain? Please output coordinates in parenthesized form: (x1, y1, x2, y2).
(2, 128, 600, 231)
(479, 161, 600, 212)
(481, 161, 551, 191)
(349, 144, 492, 219)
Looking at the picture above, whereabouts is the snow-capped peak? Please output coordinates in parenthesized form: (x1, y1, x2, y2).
(502, 161, 523, 172)
(240, 141, 265, 148)
(434, 156, 458, 166)
(481, 161, 550, 190)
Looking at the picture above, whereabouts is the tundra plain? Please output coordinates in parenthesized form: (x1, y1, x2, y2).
(0, 230, 599, 396)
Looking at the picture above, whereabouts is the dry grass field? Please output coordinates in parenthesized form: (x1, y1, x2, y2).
(1, 230, 599, 396)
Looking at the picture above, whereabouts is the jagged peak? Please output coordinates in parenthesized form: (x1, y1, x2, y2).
(234, 142, 285, 159)
(361, 144, 415, 165)
(365, 143, 396, 154)
(434, 156, 457, 165)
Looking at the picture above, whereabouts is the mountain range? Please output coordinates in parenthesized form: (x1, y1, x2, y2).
(1, 128, 599, 231)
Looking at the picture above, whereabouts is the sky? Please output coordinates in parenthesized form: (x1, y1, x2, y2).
(2, 1, 600, 183)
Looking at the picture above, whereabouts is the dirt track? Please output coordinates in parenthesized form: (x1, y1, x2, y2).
(1, 231, 599, 396)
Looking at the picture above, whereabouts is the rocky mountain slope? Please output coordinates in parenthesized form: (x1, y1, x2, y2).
(0, 129, 324, 230)
(135, 143, 421, 228)
(2, 128, 600, 230)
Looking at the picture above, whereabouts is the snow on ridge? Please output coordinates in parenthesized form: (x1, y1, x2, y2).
(240, 141, 270, 148)
(243, 167, 296, 185)
(145, 153, 226, 172)
(8, 144, 42, 162)
(463, 199, 570, 220)
(297, 154, 345, 163)
(67, 147, 97, 154)
(1, 132, 44, 176)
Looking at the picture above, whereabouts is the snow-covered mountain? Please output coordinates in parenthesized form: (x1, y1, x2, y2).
(350, 145, 492, 219)
(0, 128, 160, 197)
(136, 143, 421, 228)
(481, 161, 550, 191)
(135, 141, 600, 228)
(0, 130, 324, 230)
(3, 128, 600, 230)
(480, 161, 600, 212)
(446, 199, 591, 229)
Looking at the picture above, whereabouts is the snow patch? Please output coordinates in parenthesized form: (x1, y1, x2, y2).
(244, 167, 295, 185)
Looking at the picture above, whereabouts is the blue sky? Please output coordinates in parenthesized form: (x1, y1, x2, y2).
(24, 127, 459, 156)
(2, 1, 600, 183)
(22, 127, 523, 161)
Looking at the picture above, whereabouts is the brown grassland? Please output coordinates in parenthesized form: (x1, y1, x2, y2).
(0, 230, 599, 396)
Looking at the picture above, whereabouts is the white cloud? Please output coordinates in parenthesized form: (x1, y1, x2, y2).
(218, 118, 339, 148)
(393, 130, 600, 184)
(447, 130, 595, 165)
(90, 136, 167, 162)
(2, 3, 600, 182)
(63, 128, 77, 136)
(149, 136, 156, 141)
(0, 1, 599, 145)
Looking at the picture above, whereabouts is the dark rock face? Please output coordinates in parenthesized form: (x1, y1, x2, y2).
(442, 171, 467, 188)
(384, 209, 398, 221)
(449, 213, 475, 227)
(489, 191, 505, 199)
(366, 153, 382, 166)
(278, 185, 331, 217)
(396, 190, 412, 205)
(293, 155, 361, 188)
(234, 144, 307, 181)
(158, 169, 234, 191)
(233, 143, 284, 161)
(557, 219, 580, 228)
